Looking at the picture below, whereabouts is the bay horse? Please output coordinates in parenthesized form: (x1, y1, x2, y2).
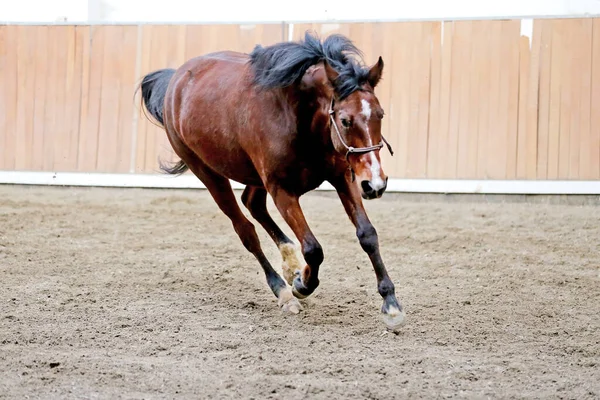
(138, 32, 405, 329)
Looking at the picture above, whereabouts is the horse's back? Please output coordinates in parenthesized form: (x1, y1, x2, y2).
(164, 50, 266, 185)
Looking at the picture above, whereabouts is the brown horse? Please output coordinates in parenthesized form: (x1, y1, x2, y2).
(138, 32, 405, 329)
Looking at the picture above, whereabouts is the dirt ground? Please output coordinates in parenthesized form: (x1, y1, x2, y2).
(0, 185, 598, 399)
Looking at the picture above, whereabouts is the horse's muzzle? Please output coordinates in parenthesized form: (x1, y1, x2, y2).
(360, 178, 387, 200)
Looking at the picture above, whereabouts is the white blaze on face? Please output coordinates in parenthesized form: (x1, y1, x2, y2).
(360, 99, 385, 191)
(369, 152, 386, 191)
(361, 99, 372, 120)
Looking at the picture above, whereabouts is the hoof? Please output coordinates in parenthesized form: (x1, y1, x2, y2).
(278, 289, 303, 314)
(292, 285, 309, 299)
(281, 297, 302, 314)
(292, 274, 316, 299)
(382, 305, 406, 331)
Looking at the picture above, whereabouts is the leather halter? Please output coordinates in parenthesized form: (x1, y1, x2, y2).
(328, 97, 394, 180)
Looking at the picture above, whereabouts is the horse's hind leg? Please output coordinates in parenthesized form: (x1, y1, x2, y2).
(184, 160, 301, 314)
(241, 186, 303, 285)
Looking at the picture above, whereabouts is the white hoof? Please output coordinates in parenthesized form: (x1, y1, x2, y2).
(281, 297, 302, 314)
(383, 306, 406, 331)
(278, 289, 303, 314)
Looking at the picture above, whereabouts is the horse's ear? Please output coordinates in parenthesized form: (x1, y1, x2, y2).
(368, 56, 384, 88)
(300, 63, 337, 94)
(323, 61, 339, 85)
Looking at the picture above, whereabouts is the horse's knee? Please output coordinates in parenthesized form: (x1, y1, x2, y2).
(302, 240, 323, 266)
(357, 224, 379, 254)
(234, 220, 261, 253)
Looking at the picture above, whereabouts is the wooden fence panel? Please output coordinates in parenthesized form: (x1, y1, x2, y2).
(592, 19, 600, 180)
(1, 26, 18, 171)
(1, 19, 599, 180)
(14, 25, 36, 171)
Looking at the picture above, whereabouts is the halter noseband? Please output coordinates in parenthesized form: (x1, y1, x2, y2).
(328, 97, 394, 180)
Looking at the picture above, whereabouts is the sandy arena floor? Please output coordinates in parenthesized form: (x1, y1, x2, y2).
(0, 185, 598, 399)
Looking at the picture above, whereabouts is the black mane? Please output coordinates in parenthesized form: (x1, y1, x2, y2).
(248, 31, 371, 100)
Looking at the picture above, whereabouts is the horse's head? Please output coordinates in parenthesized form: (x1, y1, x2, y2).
(250, 32, 392, 199)
(302, 56, 389, 200)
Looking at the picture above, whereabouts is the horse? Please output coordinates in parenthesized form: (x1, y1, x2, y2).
(138, 31, 405, 329)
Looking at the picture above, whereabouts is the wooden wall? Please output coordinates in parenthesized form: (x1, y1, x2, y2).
(1, 19, 599, 180)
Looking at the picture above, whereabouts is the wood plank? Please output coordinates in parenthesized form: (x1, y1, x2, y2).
(31, 26, 48, 171)
(414, 22, 432, 178)
(262, 23, 286, 48)
(476, 22, 492, 178)
(378, 23, 396, 176)
(62, 25, 84, 172)
(135, 25, 154, 173)
(212, 24, 240, 54)
(445, 21, 467, 179)
(566, 19, 583, 179)
(14, 25, 36, 170)
(486, 21, 503, 179)
(358, 22, 374, 62)
(79, 25, 105, 171)
(52, 27, 70, 171)
(537, 20, 553, 179)
(0, 26, 6, 169)
(238, 24, 259, 54)
(455, 21, 473, 179)
(525, 21, 542, 179)
(426, 22, 442, 177)
(115, 26, 139, 173)
(394, 23, 412, 177)
(76, 26, 92, 171)
(558, 20, 571, 179)
(96, 25, 122, 172)
(516, 36, 531, 179)
(2, 26, 18, 170)
(185, 24, 205, 60)
(405, 22, 423, 177)
(505, 20, 521, 179)
(41, 26, 59, 171)
(435, 21, 453, 178)
(464, 21, 483, 179)
(547, 20, 562, 179)
(591, 19, 600, 179)
(577, 19, 593, 179)
(490, 21, 511, 179)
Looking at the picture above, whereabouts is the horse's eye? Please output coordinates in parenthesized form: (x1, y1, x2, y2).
(341, 118, 352, 128)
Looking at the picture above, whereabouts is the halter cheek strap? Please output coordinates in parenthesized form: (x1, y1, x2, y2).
(328, 97, 394, 181)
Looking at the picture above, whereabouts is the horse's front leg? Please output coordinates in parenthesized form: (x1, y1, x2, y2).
(268, 187, 323, 299)
(331, 177, 405, 330)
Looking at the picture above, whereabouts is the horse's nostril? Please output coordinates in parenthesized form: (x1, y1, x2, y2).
(361, 180, 374, 194)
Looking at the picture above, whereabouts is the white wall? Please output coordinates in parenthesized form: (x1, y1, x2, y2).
(0, 0, 87, 22)
(1, 0, 600, 23)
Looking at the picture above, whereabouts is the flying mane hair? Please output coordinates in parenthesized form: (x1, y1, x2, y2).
(248, 31, 372, 100)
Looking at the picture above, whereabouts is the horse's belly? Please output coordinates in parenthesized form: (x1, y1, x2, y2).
(183, 131, 263, 186)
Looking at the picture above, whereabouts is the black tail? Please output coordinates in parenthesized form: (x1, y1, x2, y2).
(139, 68, 175, 125)
(138, 68, 190, 176)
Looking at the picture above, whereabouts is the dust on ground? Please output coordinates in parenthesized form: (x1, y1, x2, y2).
(0, 185, 598, 399)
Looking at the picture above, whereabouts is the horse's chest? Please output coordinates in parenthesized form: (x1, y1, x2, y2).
(276, 156, 330, 194)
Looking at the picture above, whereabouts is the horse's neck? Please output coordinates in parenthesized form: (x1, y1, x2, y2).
(294, 93, 332, 148)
